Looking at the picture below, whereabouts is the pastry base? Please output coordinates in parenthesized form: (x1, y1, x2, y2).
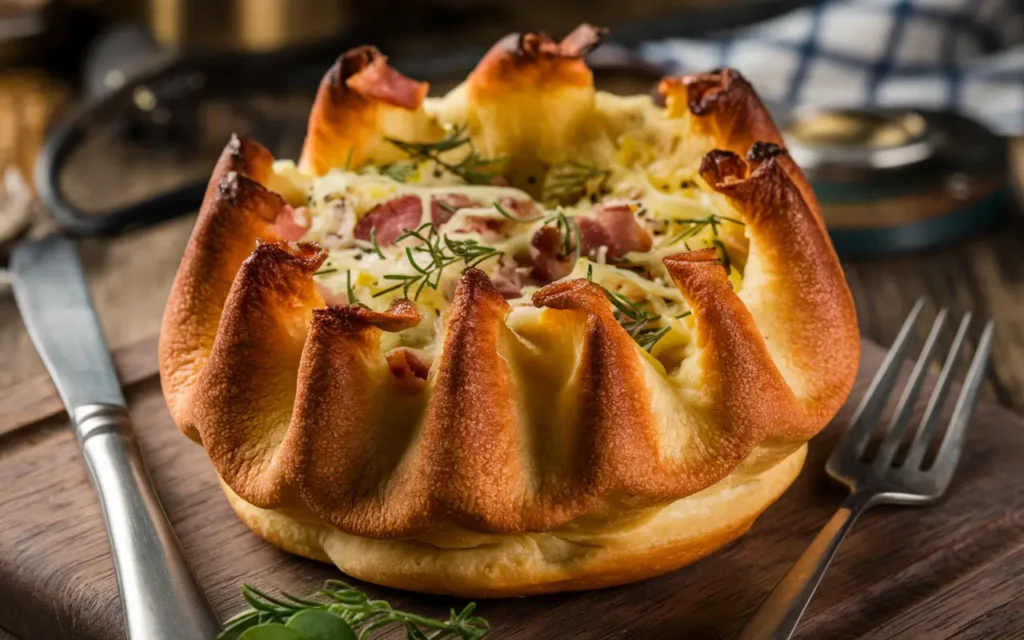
(221, 444, 806, 598)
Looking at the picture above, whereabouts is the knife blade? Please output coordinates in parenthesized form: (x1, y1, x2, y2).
(10, 235, 221, 640)
(10, 235, 125, 411)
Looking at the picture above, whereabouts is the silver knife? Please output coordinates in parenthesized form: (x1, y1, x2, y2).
(10, 235, 221, 640)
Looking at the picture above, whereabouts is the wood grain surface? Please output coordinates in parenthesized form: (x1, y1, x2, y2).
(0, 336, 1020, 640)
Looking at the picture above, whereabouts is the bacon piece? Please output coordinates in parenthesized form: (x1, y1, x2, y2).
(431, 194, 475, 226)
(530, 225, 575, 282)
(275, 205, 311, 242)
(527, 201, 653, 284)
(353, 195, 423, 246)
(582, 202, 652, 258)
(386, 347, 433, 390)
(491, 256, 524, 299)
(500, 196, 543, 220)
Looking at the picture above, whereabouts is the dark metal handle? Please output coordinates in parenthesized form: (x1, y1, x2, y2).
(75, 404, 221, 639)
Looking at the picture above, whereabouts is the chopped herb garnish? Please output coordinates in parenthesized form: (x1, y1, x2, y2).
(542, 161, 610, 202)
(342, 146, 354, 172)
(372, 223, 502, 300)
(378, 161, 417, 182)
(346, 269, 360, 305)
(665, 214, 744, 245)
(492, 200, 581, 261)
(635, 325, 671, 352)
(674, 310, 693, 319)
(547, 210, 582, 262)
(713, 239, 732, 275)
(217, 580, 489, 640)
(370, 228, 385, 259)
(584, 274, 672, 353)
(385, 125, 504, 185)
(313, 267, 338, 276)
(437, 201, 460, 214)
(493, 200, 543, 223)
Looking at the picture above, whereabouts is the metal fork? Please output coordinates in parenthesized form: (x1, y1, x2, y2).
(736, 300, 995, 640)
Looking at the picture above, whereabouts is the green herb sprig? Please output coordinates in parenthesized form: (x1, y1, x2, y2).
(542, 162, 610, 203)
(385, 125, 503, 185)
(665, 214, 744, 245)
(586, 265, 672, 353)
(492, 201, 580, 262)
(372, 223, 502, 300)
(217, 580, 489, 640)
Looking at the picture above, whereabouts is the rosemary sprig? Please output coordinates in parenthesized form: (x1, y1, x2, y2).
(713, 239, 732, 275)
(372, 223, 502, 300)
(378, 161, 418, 183)
(385, 125, 503, 185)
(346, 269, 360, 306)
(585, 265, 671, 352)
(542, 161, 610, 202)
(492, 201, 580, 261)
(370, 228, 385, 259)
(492, 200, 544, 224)
(217, 580, 489, 640)
(548, 210, 582, 263)
(665, 214, 744, 245)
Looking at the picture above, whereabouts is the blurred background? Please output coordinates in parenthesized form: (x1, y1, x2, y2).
(1, 0, 1023, 410)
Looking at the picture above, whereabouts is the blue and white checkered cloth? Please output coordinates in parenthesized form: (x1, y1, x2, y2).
(639, 0, 1024, 135)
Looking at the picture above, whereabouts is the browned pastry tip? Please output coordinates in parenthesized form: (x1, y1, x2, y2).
(186, 241, 326, 508)
(697, 146, 859, 435)
(659, 69, 784, 156)
(470, 23, 605, 93)
(299, 46, 430, 175)
(204, 133, 275, 204)
(159, 143, 293, 432)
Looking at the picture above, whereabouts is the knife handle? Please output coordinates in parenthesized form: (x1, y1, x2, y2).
(75, 404, 221, 640)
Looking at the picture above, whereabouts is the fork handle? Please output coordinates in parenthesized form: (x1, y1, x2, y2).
(736, 490, 876, 640)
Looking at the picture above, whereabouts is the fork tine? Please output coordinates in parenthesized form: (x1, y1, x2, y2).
(873, 309, 948, 469)
(929, 320, 995, 489)
(902, 313, 972, 469)
(835, 299, 925, 460)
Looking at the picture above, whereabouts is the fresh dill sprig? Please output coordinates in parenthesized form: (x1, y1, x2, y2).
(542, 161, 610, 202)
(385, 125, 503, 185)
(665, 214, 744, 245)
(217, 580, 489, 640)
(372, 223, 502, 300)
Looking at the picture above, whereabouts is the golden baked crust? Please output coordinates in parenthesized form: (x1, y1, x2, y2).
(159, 24, 859, 596)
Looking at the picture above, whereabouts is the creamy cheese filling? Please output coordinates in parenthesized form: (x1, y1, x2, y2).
(272, 92, 749, 369)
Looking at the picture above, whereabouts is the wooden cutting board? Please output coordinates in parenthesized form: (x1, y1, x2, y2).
(1, 337, 1022, 640)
